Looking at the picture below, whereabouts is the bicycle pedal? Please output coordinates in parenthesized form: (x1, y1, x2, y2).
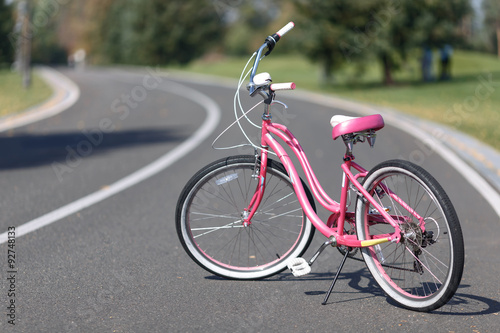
(287, 258, 311, 277)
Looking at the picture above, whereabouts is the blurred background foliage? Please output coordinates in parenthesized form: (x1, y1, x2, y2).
(0, 0, 499, 81)
(0, 0, 14, 67)
(1, 0, 500, 147)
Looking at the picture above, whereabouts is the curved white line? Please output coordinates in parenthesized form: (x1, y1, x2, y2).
(297, 92, 500, 217)
(382, 111, 500, 217)
(0, 80, 220, 244)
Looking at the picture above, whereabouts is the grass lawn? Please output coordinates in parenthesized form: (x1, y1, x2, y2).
(173, 50, 500, 150)
(0, 69, 53, 118)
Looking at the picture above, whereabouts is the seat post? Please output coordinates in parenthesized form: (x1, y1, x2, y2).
(366, 130, 377, 147)
(341, 134, 356, 160)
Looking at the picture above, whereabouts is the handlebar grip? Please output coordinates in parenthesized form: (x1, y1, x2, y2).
(270, 82, 296, 91)
(276, 22, 295, 37)
(264, 22, 295, 56)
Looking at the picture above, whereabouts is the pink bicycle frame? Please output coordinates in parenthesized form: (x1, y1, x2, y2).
(243, 117, 413, 248)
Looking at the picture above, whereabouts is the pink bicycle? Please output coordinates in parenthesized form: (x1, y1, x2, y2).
(176, 23, 464, 312)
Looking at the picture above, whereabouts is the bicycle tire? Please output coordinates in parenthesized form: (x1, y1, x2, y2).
(355, 159, 464, 312)
(176, 155, 316, 280)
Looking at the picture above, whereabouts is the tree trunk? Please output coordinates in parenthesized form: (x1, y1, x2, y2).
(381, 54, 394, 85)
(321, 56, 334, 84)
(497, 25, 500, 59)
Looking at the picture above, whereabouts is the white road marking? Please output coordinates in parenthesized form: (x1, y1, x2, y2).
(293, 91, 500, 217)
(0, 79, 220, 244)
(383, 111, 500, 217)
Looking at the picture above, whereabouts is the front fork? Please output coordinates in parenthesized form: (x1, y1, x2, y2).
(243, 146, 269, 226)
(243, 99, 273, 226)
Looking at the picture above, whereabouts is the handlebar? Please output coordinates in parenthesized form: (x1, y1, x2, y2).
(265, 21, 295, 55)
(248, 22, 295, 96)
(270, 82, 296, 91)
(276, 22, 295, 38)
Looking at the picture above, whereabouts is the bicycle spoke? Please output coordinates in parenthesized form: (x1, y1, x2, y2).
(189, 211, 239, 221)
(404, 245, 442, 284)
(357, 160, 463, 310)
(192, 219, 243, 238)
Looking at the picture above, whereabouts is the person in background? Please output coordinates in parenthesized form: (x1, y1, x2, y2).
(440, 44, 453, 80)
(421, 46, 434, 82)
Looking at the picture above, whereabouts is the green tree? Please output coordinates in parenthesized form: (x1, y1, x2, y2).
(98, 0, 224, 65)
(0, 0, 14, 65)
(482, 0, 500, 57)
(293, 0, 471, 85)
(30, 0, 68, 64)
(224, 1, 281, 56)
(385, 0, 471, 82)
(293, 0, 384, 83)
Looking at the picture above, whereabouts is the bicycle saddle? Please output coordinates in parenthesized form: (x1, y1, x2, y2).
(330, 114, 385, 140)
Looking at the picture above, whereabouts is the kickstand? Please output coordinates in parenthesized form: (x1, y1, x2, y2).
(322, 248, 350, 305)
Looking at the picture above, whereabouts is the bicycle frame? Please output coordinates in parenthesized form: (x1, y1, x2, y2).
(243, 115, 408, 248)
(240, 38, 431, 250)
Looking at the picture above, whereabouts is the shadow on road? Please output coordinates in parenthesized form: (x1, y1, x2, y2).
(0, 126, 187, 170)
(426, 290, 500, 316)
(205, 265, 500, 316)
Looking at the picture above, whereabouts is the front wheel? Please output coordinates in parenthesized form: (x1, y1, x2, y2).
(176, 155, 316, 280)
(356, 160, 464, 312)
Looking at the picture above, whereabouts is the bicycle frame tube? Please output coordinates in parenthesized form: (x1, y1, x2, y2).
(245, 118, 404, 247)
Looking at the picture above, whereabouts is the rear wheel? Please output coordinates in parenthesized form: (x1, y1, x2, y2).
(356, 160, 464, 311)
(176, 155, 316, 280)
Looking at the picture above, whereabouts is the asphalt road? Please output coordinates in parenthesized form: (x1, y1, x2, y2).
(0, 67, 498, 332)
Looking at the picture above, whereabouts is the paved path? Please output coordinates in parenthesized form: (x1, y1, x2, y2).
(0, 67, 498, 332)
